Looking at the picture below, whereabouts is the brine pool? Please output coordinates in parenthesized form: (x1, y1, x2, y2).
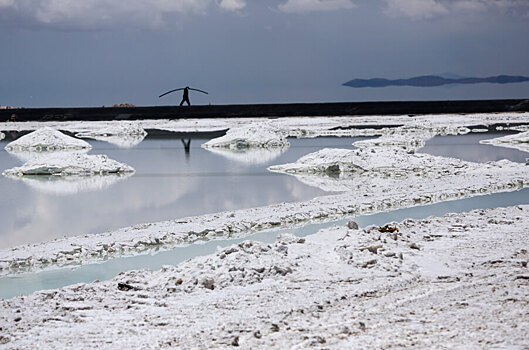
(1, 130, 528, 299)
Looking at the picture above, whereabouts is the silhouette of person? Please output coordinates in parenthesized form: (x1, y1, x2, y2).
(180, 86, 191, 106)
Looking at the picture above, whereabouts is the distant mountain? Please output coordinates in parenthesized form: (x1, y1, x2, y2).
(343, 75, 529, 88)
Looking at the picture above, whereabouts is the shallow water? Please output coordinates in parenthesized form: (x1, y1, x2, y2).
(1, 187, 528, 299)
(0, 134, 361, 249)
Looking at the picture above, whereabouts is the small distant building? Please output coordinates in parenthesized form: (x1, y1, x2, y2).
(0, 105, 13, 109)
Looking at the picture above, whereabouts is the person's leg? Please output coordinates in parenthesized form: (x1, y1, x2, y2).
(180, 98, 185, 106)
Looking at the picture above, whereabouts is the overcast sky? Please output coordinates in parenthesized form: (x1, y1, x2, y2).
(1, 0, 529, 107)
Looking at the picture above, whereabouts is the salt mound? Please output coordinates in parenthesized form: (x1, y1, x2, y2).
(202, 122, 289, 149)
(480, 130, 529, 153)
(0, 132, 4, 140)
(3, 153, 134, 176)
(5, 127, 91, 152)
(269, 147, 469, 175)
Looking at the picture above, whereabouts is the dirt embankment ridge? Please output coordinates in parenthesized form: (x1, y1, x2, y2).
(2, 99, 529, 121)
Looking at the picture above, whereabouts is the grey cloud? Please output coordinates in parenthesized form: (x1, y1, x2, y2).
(278, 0, 356, 13)
(384, 0, 529, 19)
(0, 0, 245, 30)
(218, 0, 246, 11)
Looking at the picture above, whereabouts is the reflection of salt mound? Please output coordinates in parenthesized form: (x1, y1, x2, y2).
(4, 127, 91, 152)
(202, 122, 289, 149)
(3, 153, 134, 176)
(205, 146, 287, 164)
(75, 124, 147, 148)
(11, 173, 133, 195)
(480, 131, 529, 154)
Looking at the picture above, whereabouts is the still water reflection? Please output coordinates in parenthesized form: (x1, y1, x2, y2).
(0, 134, 359, 249)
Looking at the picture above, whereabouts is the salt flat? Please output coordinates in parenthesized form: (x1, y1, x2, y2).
(1, 113, 529, 348)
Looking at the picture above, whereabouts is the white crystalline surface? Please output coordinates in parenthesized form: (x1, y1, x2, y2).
(202, 122, 289, 149)
(480, 130, 529, 153)
(4, 127, 91, 152)
(1, 206, 529, 348)
(0, 131, 4, 140)
(2, 153, 134, 176)
(269, 146, 467, 175)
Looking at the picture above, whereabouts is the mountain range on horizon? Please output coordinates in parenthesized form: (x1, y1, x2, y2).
(343, 75, 529, 88)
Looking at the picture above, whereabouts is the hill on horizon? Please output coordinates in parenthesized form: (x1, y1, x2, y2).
(343, 75, 529, 88)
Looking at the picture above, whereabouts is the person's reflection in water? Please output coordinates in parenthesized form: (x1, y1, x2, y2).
(181, 139, 191, 160)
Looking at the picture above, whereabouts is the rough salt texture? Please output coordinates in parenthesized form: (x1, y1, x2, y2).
(480, 130, 529, 154)
(1, 206, 528, 348)
(4, 127, 91, 152)
(2, 153, 135, 177)
(2, 114, 529, 347)
(269, 145, 487, 175)
(202, 122, 290, 149)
